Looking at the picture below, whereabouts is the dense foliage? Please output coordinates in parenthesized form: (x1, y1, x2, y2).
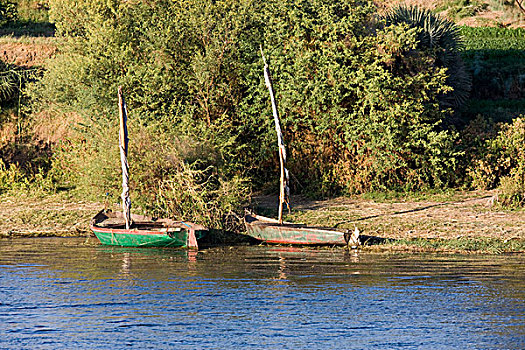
(263, 3, 460, 194)
(384, 5, 471, 109)
(21, 0, 524, 220)
(38, 0, 271, 226)
(26, 0, 470, 222)
(466, 117, 525, 207)
(15, 0, 50, 23)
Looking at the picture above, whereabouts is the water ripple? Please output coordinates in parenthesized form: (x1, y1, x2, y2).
(0, 238, 523, 350)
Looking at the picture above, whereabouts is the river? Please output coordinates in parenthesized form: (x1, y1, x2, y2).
(0, 237, 524, 349)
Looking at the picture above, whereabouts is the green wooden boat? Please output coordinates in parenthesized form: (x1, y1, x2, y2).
(91, 210, 206, 248)
(90, 88, 207, 249)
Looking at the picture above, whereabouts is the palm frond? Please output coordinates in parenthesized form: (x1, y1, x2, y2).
(383, 5, 471, 108)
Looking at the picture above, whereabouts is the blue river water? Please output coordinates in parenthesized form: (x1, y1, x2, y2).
(0, 237, 524, 349)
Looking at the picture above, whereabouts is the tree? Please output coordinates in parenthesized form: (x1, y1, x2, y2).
(0, 0, 16, 26)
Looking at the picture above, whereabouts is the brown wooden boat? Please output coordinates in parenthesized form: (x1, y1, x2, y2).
(243, 50, 359, 247)
(244, 211, 354, 245)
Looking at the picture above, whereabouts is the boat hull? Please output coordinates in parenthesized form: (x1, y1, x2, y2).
(91, 227, 206, 248)
(90, 210, 206, 249)
(244, 213, 346, 245)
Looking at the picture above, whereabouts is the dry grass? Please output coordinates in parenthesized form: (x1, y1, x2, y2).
(0, 37, 57, 67)
(31, 110, 83, 144)
(253, 190, 525, 242)
(0, 192, 103, 237)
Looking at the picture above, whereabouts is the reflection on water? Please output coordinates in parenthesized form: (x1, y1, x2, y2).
(0, 238, 524, 349)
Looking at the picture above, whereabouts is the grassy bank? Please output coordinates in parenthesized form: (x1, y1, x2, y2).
(251, 189, 525, 253)
(2, 189, 523, 253)
(365, 237, 525, 254)
(0, 192, 100, 238)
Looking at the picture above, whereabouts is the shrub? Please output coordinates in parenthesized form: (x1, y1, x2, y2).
(0, 158, 25, 192)
(494, 117, 525, 207)
(124, 122, 251, 230)
(264, 3, 460, 194)
(0, 154, 53, 194)
(467, 117, 525, 207)
(384, 5, 471, 109)
(0, 0, 17, 26)
(460, 115, 499, 189)
(151, 162, 249, 231)
(15, 0, 50, 23)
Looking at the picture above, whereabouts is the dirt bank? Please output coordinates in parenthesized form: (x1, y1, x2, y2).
(0, 37, 57, 67)
(375, 0, 525, 28)
(252, 190, 525, 252)
(1, 190, 523, 252)
(277, 190, 524, 241)
(0, 193, 101, 237)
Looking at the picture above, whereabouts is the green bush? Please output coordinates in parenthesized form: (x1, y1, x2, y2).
(384, 5, 471, 109)
(29, 0, 463, 222)
(0, 153, 54, 194)
(461, 117, 498, 189)
(263, 3, 460, 193)
(45, 117, 250, 228)
(15, 0, 49, 23)
(44, 117, 120, 199)
(466, 117, 525, 207)
(494, 117, 525, 207)
(0, 159, 26, 192)
(0, 0, 17, 26)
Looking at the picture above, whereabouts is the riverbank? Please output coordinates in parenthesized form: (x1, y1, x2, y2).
(253, 190, 525, 254)
(1, 190, 523, 253)
(0, 192, 99, 238)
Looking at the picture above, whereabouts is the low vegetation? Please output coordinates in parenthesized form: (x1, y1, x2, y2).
(374, 237, 525, 254)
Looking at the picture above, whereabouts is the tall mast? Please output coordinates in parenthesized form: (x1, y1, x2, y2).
(118, 87, 131, 229)
(260, 47, 290, 224)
